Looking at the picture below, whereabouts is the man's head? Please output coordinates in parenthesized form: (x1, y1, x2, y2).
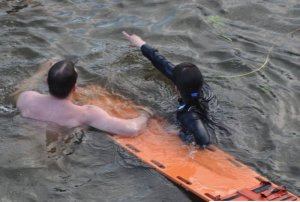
(47, 60, 78, 99)
(173, 62, 203, 94)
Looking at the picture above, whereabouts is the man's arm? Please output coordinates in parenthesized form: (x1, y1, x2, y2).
(82, 105, 150, 136)
(122, 31, 175, 82)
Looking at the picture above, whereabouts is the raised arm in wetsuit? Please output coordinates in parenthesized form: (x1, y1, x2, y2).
(123, 31, 211, 147)
(141, 44, 174, 81)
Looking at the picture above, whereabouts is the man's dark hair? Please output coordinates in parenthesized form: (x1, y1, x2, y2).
(173, 62, 203, 106)
(47, 60, 78, 99)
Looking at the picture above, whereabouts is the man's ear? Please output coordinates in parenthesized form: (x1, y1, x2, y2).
(72, 84, 77, 92)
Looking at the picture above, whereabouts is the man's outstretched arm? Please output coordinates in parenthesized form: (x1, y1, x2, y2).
(82, 105, 151, 136)
(11, 59, 58, 100)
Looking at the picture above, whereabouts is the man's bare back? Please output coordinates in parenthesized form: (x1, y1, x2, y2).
(17, 91, 85, 128)
(16, 60, 150, 136)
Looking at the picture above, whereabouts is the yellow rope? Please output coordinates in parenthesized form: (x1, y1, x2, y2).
(212, 27, 300, 79)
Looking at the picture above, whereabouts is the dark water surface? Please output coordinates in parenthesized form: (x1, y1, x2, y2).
(0, 0, 299, 201)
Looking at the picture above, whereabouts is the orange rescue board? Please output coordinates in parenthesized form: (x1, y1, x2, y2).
(74, 85, 299, 201)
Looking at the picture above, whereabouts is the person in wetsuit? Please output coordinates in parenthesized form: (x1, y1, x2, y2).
(123, 31, 217, 147)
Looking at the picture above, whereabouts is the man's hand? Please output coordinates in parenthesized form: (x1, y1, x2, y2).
(38, 58, 60, 71)
(11, 58, 60, 99)
(42, 59, 56, 68)
(136, 106, 154, 118)
(122, 31, 146, 48)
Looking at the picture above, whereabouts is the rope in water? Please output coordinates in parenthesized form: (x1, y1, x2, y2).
(211, 27, 300, 79)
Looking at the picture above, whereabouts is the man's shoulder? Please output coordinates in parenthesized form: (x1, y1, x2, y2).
(18, 91, 40, 100)
(20, 90, 40, 96)
(17, 91, 41, 107)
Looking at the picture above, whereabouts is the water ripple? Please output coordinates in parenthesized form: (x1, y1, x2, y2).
(0, 0, 299, 200)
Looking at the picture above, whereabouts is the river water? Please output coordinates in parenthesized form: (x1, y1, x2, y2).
(0, 0, 299, 201)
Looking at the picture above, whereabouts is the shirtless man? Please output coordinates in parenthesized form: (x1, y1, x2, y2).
(16, 60, 150, 136)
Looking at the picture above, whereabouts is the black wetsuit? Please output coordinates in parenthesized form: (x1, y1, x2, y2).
(141, 44, 217, 147)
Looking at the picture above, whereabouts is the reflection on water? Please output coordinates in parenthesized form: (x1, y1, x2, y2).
(46, 126, 84, 158)
(0, 0, 299, 201)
